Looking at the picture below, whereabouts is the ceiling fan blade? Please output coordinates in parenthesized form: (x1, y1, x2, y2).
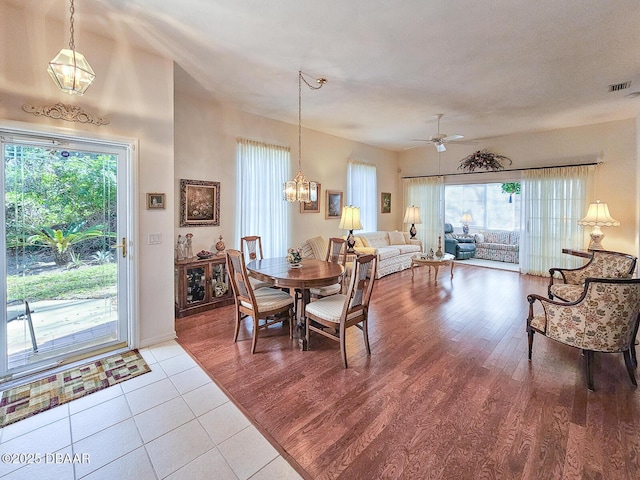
(410, 139, 435, 143)
(445, 140, 479, 146)
(443, 134, 464, 142)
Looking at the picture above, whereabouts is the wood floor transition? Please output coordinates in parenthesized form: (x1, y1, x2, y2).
(176, 262, 640, 480)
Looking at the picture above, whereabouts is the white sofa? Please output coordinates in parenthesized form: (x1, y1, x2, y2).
(300, 232, 422, 279)
(353, 231, 422, 278)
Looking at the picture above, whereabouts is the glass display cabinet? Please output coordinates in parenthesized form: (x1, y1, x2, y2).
(174, 255, 233, 318)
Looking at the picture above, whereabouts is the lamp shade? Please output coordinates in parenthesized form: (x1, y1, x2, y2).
(578, 201, 620, 227)
(403, 206, 422, 225)
(461, 213, 473, 224)
(338, 205, 362, 231)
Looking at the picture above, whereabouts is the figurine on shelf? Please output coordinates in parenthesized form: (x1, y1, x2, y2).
(215, 235, 226, 256)
(176, 235, 186, 260)
(427, 248, 434, 259)
(185, 233, 194, 258)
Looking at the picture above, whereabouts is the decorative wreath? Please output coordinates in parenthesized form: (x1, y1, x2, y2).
(458, 149, 512, 173)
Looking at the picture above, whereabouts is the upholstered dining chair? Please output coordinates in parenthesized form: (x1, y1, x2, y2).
(227, 249, 294, 354)
(548, 250, 636, 302)
(310, 237, 347, 299)
(240, 235, 272, 290)
(527, 277, 640, 390)
(305, 254, 377, 368)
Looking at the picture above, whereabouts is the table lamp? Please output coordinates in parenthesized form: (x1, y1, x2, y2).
(403, 205, 422, 239)
(577, 200, 620, 250)
(339, 205, 363, 253)
(460, 213, 473, 235)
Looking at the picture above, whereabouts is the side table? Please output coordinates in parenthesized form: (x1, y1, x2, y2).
(411, 253, 455, 285)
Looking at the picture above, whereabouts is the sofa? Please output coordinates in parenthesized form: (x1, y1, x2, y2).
(444, 223, 476, 260)
(473, 230, 520, 263)
(301, 232, 422, 279)
(353, 231, 422, 278)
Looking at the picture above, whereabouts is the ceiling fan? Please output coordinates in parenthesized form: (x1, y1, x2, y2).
(411, 114, 476, 152)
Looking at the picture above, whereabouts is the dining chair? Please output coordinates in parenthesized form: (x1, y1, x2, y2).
(227, 249, 294, 353)
(305, 254, 377, 368)
(240, 235, 272, 290)
(548, 250, 637, 302)
(310, 237, 347, 299)
(527, 277, 640, 390)
(7, 299, 38, 352)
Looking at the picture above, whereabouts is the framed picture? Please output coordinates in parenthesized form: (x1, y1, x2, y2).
(326, 190, 343, 219)
(300, 182, 321, 213)
(381, 192, 391, 214)
(179, 179, 220, 227)
(147, 193, 165, 209)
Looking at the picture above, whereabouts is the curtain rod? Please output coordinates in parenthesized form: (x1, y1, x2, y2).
(401, 161, 601, 179)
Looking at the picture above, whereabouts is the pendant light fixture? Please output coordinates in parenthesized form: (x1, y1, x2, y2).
(284, 70, 327, 202)
(48, 0, 95, 96)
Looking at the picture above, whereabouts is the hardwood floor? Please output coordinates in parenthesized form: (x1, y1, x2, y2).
(176, 263, 640, 479)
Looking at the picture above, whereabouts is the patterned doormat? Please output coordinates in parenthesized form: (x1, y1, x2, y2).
(0, 349, 150, 427)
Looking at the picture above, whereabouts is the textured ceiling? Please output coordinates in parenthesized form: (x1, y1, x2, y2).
(16, 0, 640, 150)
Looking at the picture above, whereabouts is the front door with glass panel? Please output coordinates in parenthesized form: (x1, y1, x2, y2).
(1, 134, 130, 381)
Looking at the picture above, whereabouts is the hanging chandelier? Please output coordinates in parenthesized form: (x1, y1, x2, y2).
(48, 0, 95, 96)
(284, 70, 327, 202)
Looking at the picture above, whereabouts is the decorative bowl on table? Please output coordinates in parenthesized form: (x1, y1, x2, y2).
(196, 250, 214, 259)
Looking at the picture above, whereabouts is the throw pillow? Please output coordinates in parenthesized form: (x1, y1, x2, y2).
(474, 233, 485, 243)
(307, 236, 327, 260)
(388, 231, 406, 245)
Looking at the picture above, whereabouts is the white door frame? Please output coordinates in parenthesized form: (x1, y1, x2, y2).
(0, 119, 139, 380)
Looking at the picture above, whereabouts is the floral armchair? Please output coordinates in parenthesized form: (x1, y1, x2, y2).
(527, 277, 640, 390)
(548, 250, 637, 302)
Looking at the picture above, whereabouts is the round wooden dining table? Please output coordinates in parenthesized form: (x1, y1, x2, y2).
(246, 257, 344, 350)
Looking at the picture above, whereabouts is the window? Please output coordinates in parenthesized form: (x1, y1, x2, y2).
(235, 139, 290, 257)
(520, 165, 593, 275)
(403, 176, 444, 252)
(444, 183, 521, 231)
(347, 160, 377, 232)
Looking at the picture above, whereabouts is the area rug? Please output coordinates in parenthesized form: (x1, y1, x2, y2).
(0, 349, 150, 427)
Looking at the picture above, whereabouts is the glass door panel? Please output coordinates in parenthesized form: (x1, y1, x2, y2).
(2, 137, 130, 380)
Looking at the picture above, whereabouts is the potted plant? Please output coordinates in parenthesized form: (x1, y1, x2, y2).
(501, 182, 521, 203)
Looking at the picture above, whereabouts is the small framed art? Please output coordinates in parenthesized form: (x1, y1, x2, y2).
(147, 193, 165, 209)
(381, 192, 391, 214)
(179, 179, 220, 227)
(326, 190, 343, 219)
(300, 182, 321, 213)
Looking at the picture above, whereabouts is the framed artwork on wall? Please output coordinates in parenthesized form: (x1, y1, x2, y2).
(179, 179, 220, 227)
(381, 192, 391, 214)
(326, 190, 343, 219)
(147, 193, 165, 209)
(300, 182, 321, 213)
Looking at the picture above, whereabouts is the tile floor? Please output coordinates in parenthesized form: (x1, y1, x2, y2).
(0, 340, 303, 480)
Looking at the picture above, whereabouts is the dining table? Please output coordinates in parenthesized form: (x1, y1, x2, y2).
(246, 257, 345, 350)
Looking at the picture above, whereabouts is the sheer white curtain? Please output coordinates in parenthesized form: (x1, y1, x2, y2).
(235, 138, 290, 257)
(403, 176, 444, 252)
(520, 165, 594, 276)
(347, 160, 377, 232)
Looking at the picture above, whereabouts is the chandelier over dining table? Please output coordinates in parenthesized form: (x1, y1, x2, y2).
(284, 70, 327, 203)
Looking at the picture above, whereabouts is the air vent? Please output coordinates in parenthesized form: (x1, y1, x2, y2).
(609, 81, 631, 92)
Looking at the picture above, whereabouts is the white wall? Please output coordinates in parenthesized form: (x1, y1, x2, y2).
(0, 3, 176, 347)
(399, 119, 638, 256)
(174, 73, 399, 254)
